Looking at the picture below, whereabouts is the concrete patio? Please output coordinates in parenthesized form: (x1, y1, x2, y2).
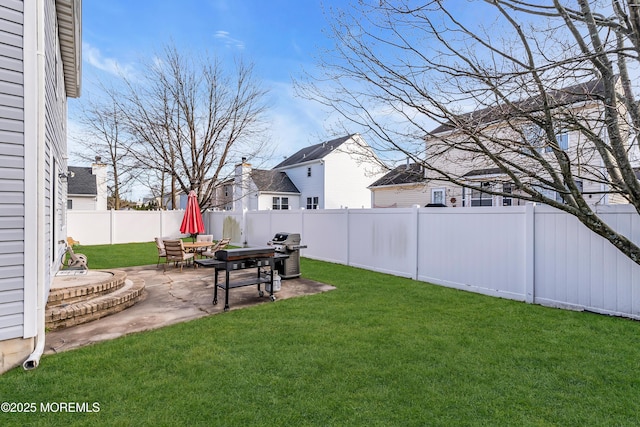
(45, 264, 335, 354)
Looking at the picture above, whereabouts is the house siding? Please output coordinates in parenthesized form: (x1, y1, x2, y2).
(0, 0, 72, 372)
(0, 0, 25, 341)
(372, 185, 429, 208)
(280, 161, 326, 209)
(44, 0, 68, 290)
(68, 195, 96, 210)
(324, 138, 383, 209)
(257, 193, 300, 210)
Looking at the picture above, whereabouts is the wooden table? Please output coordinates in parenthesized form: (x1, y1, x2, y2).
(182, 241, 213, 253)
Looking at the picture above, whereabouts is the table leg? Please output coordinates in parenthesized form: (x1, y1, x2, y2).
(269, 259, 276, 302)
(213, 268, 219, 305)
(224, 269, 230, 311)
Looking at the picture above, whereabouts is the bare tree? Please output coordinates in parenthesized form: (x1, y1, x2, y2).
(71, 91, 137, 210)
(298, 0, 640, 265)
(117, 45, 269, 211)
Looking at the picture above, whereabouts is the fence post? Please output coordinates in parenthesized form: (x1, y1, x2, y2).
(345, 208, 350, 266)
(110, 209, 115, 244)
(413, 205, 420, 280)
(525, 203, 535, 303)
(242, 208, 248, 247)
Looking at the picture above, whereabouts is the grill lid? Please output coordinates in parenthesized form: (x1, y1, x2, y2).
(271, 232, 290, 242)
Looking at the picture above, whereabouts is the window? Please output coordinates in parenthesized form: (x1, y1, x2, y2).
(522, 124, 545, 153)
(307, 167, 312, 177)
(67, 199, 73, 210)
(545, 132, 569, 152)
(534, 179, 582, 205)
(272, 197, 289, 210)
(534, 185, 564, 204)
(431, 188, 445, 205)
(574, 180, 583, 193)
(471, 182, 493, 206)
(502, 183, 512, 206)
(306, 197, 319, 209)
(522, 125, 570, 153)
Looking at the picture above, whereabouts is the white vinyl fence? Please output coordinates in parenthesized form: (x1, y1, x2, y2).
(68, 204, 640, 319)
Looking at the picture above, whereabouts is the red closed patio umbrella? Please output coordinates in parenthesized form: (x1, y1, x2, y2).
(180, 190, 205, 240)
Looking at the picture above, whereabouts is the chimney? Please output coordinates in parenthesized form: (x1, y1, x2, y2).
(91, 158, 108, 210)
(234, 157, 252, 211)
(406, 157, 410, 170)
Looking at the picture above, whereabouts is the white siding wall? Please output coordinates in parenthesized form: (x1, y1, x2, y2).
(281, 161, 325, 209)
(324, 140, 383, 209)
(69, 196, 96, 210)
(257, 193, 300, 211)
(44, 0, 68, 285)
(372, 185, 429, 208)
(0, 0, 24, 341)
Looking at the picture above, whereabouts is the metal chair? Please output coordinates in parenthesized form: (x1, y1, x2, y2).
(155, 237, 167, 267)
(162, 239, 195, 272)
(195, 234, 214, 257)
(201, 238, 231, 259)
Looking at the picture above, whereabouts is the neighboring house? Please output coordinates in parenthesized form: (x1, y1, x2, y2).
(369, 162, 431, 208)
(225, 134, 385, 211)
(371, 79, 636, 209)
(0, 0, 81, 373)
(210, 178, 234, 211)
(67, 158, 107, 210)
(270, 134, 385, 210)
(234, 160, 300, 211)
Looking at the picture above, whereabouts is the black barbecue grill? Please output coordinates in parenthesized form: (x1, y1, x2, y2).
(268, 232, 307, 279)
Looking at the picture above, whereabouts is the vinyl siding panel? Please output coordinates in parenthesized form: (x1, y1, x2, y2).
(280, 162, 326, 209)
(0, 0, 22, 340)
(0, 153, 22, 167)
(45, 0, 67, 294)
(0, 276, 21, 291)
(323, 143, 377, 209)
(372, 186, 429, 208)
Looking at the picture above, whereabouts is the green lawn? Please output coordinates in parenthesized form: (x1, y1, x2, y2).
(68, 241, 160, 269)
(67, 238, 224, 269)
(3, 248, 640, 425)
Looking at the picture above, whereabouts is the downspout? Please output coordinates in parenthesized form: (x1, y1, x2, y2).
(24, 0, 46, 370)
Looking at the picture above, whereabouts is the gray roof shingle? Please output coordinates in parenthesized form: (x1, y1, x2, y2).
(273, 134, 354, 168)
(430, 79, 605, 134)
(369, 163, 427, 187)
(462, 168, 504, 178)
(251, 169, 300, 193)
(68, 166, 97, 195)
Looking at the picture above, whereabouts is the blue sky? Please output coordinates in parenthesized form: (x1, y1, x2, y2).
(70, 0, 346, 185)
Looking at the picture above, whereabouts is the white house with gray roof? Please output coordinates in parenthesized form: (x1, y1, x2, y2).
(371, 79, 640, 209)
(67, 158, 108, 210)
(271, 134, 385, 210)
(227, 134, 385, 211)
(0, 0, 81, 373)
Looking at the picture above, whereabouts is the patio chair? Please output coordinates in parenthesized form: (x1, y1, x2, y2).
(195, 234, 214, 257)
(66, 244, 88, 270)
(201, 237, 231, 259)
(162, 239, 195, 272)
(155, 237, 167, 267)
